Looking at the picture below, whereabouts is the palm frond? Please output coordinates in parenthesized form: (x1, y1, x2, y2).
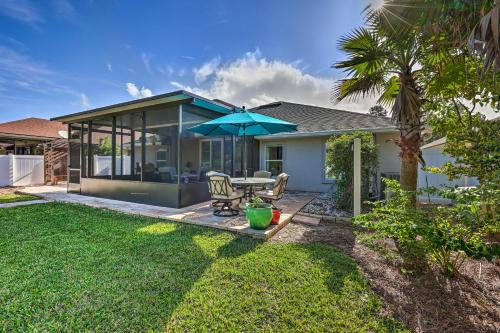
(468, 2, 500, 76)
(334, 28, 390, 76)
(391, 78, 423, 134)
(377, 75, 400, 107)
(332, 74, 387, 103)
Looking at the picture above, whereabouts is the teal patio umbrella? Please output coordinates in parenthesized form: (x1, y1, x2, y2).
(188, 107, 297, 179)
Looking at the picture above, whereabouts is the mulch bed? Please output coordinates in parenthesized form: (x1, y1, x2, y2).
(272, 219, 500, 333)
(299, 192, 352, 217)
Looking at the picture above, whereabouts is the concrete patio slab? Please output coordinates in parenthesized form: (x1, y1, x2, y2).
(19, 185, 316, 240)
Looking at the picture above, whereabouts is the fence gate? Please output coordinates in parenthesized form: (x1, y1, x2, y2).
(44, 139, 68, 184)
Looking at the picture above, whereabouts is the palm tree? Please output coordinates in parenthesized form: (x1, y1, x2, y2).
(373, 0, 498, 77)
(332, 19, 424, 203)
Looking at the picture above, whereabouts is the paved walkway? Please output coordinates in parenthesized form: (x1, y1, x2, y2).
(19, 185, 316, 239)
(0, 199, 48, 209)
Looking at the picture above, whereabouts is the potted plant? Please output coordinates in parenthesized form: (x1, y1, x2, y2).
(246, 196, 273, 230)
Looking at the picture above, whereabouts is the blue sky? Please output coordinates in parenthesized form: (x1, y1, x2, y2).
(0, 0, 378, 122)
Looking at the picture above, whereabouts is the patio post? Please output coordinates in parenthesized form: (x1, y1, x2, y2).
(353, 138, 361, 216)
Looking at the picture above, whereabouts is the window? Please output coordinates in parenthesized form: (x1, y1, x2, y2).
(324, 142, 335, 182)
(265, 143, 283, 176)
(156, 149, 168, 168)
(200, 139, 223, 172)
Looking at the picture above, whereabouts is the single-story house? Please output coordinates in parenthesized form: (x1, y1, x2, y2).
(0, 117, 67, 155)
(52, 90, 400, 208)
(251, 101, 400, 193)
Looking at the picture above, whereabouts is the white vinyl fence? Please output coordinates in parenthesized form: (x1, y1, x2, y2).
(93, 156, 131, 176)
(418, 147, 478, 203)
(0, 155, 44, 187)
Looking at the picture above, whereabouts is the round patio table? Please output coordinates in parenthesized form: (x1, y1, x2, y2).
(231, 177, 275, 209)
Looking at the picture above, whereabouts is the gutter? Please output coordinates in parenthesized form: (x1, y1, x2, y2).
(0, 133, 61, 141)
(51, 90, 232, 123)
(255, 127, 398, 140)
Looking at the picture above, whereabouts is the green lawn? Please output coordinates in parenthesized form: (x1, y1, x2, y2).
(0, 193, 39, 204)
(0, 203, 407, 332)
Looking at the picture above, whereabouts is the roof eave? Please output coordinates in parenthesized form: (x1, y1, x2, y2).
(255, 127, 398, 140)
(0, 132, 61, 141)
(51, 90, 232, 124)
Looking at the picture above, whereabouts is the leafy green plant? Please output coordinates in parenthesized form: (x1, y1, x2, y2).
(325, 131, 379, 211)
(247, 196, 269, 209)
(354, 179, 497, 275)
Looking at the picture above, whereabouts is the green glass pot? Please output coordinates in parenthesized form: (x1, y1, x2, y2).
(246, 203, 273, 230)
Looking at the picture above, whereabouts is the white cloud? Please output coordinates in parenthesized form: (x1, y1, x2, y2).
(107, 62, 112, 72)
(80, 93, 90, 109)
(171, 49, 377, 113)
(0, 45, 83, 104)
(51, 0, 76, 18)
(157, 65, 174, 76)
(141, 52, 152, 73)
(0, 0, 43, 27)
(193, 57, 221, 84)
(126, 82, 153, 99)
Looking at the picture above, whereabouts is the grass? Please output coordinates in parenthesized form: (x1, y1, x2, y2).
(0, 203, 408, 332)
(0, 193, 39, 204)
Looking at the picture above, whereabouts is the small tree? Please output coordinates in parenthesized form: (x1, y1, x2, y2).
(369, 105, 387, 117)
(94, 137, 121, 156)
(325, 131, 379, 211)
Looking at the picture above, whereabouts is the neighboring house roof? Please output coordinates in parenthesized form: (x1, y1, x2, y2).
(251, 101, 396, 138)
(0, 117, 67, 140)
(421, 137, 446, 149)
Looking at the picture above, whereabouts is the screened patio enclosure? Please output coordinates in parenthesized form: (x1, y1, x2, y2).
(55, 91, 259, 208)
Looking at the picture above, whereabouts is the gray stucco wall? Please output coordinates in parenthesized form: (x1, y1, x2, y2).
(258, 131, 400, 193)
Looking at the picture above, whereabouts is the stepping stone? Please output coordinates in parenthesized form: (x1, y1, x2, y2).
(292, 214, 321, 226)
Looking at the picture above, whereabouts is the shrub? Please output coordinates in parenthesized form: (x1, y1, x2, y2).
(354, 179, 497, 275)
(325, 131, 379, 211)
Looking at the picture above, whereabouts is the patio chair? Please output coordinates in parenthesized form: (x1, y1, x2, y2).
(254, 173, 289, 210)
(207, 172, 244, 216)
(254, 170, 271, 178)
(253, 170, 272, 191)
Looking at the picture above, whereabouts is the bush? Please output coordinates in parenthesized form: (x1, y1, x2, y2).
(354, 179, 497, 275)
(325, 131, 379, 211)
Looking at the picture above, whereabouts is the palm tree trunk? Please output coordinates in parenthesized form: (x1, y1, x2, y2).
(394, 71, 423, 206)
(401, 153, 418, 205)
(397, 129, 422, 206)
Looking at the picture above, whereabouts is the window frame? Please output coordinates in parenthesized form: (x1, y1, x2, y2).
(199, 138, 224, 172)
(264, 143, 283, 176)
(323, 141, 336, 183)
(156, 149, 168, 168)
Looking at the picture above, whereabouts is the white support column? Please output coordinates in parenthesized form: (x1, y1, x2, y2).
(353, 138, 361, 216)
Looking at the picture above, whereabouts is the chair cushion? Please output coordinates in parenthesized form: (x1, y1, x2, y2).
(254, 189, 276, 199)
(212, 190, 244, 200)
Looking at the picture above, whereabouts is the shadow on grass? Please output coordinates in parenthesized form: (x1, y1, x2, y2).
(0, 203, 260, 332)
(287, 219, 498, 333)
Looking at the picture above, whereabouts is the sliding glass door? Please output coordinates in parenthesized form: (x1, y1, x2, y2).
(200, 139, 223, 172)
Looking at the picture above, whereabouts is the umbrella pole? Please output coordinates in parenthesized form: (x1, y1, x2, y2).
(243, 130, 247, 180)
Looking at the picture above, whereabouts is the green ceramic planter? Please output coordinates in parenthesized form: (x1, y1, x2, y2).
(246, 203, 273, 230)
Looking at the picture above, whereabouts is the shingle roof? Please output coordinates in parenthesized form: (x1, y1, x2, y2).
(0, 117, 66, 139)
(251, 101, 395, 134)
